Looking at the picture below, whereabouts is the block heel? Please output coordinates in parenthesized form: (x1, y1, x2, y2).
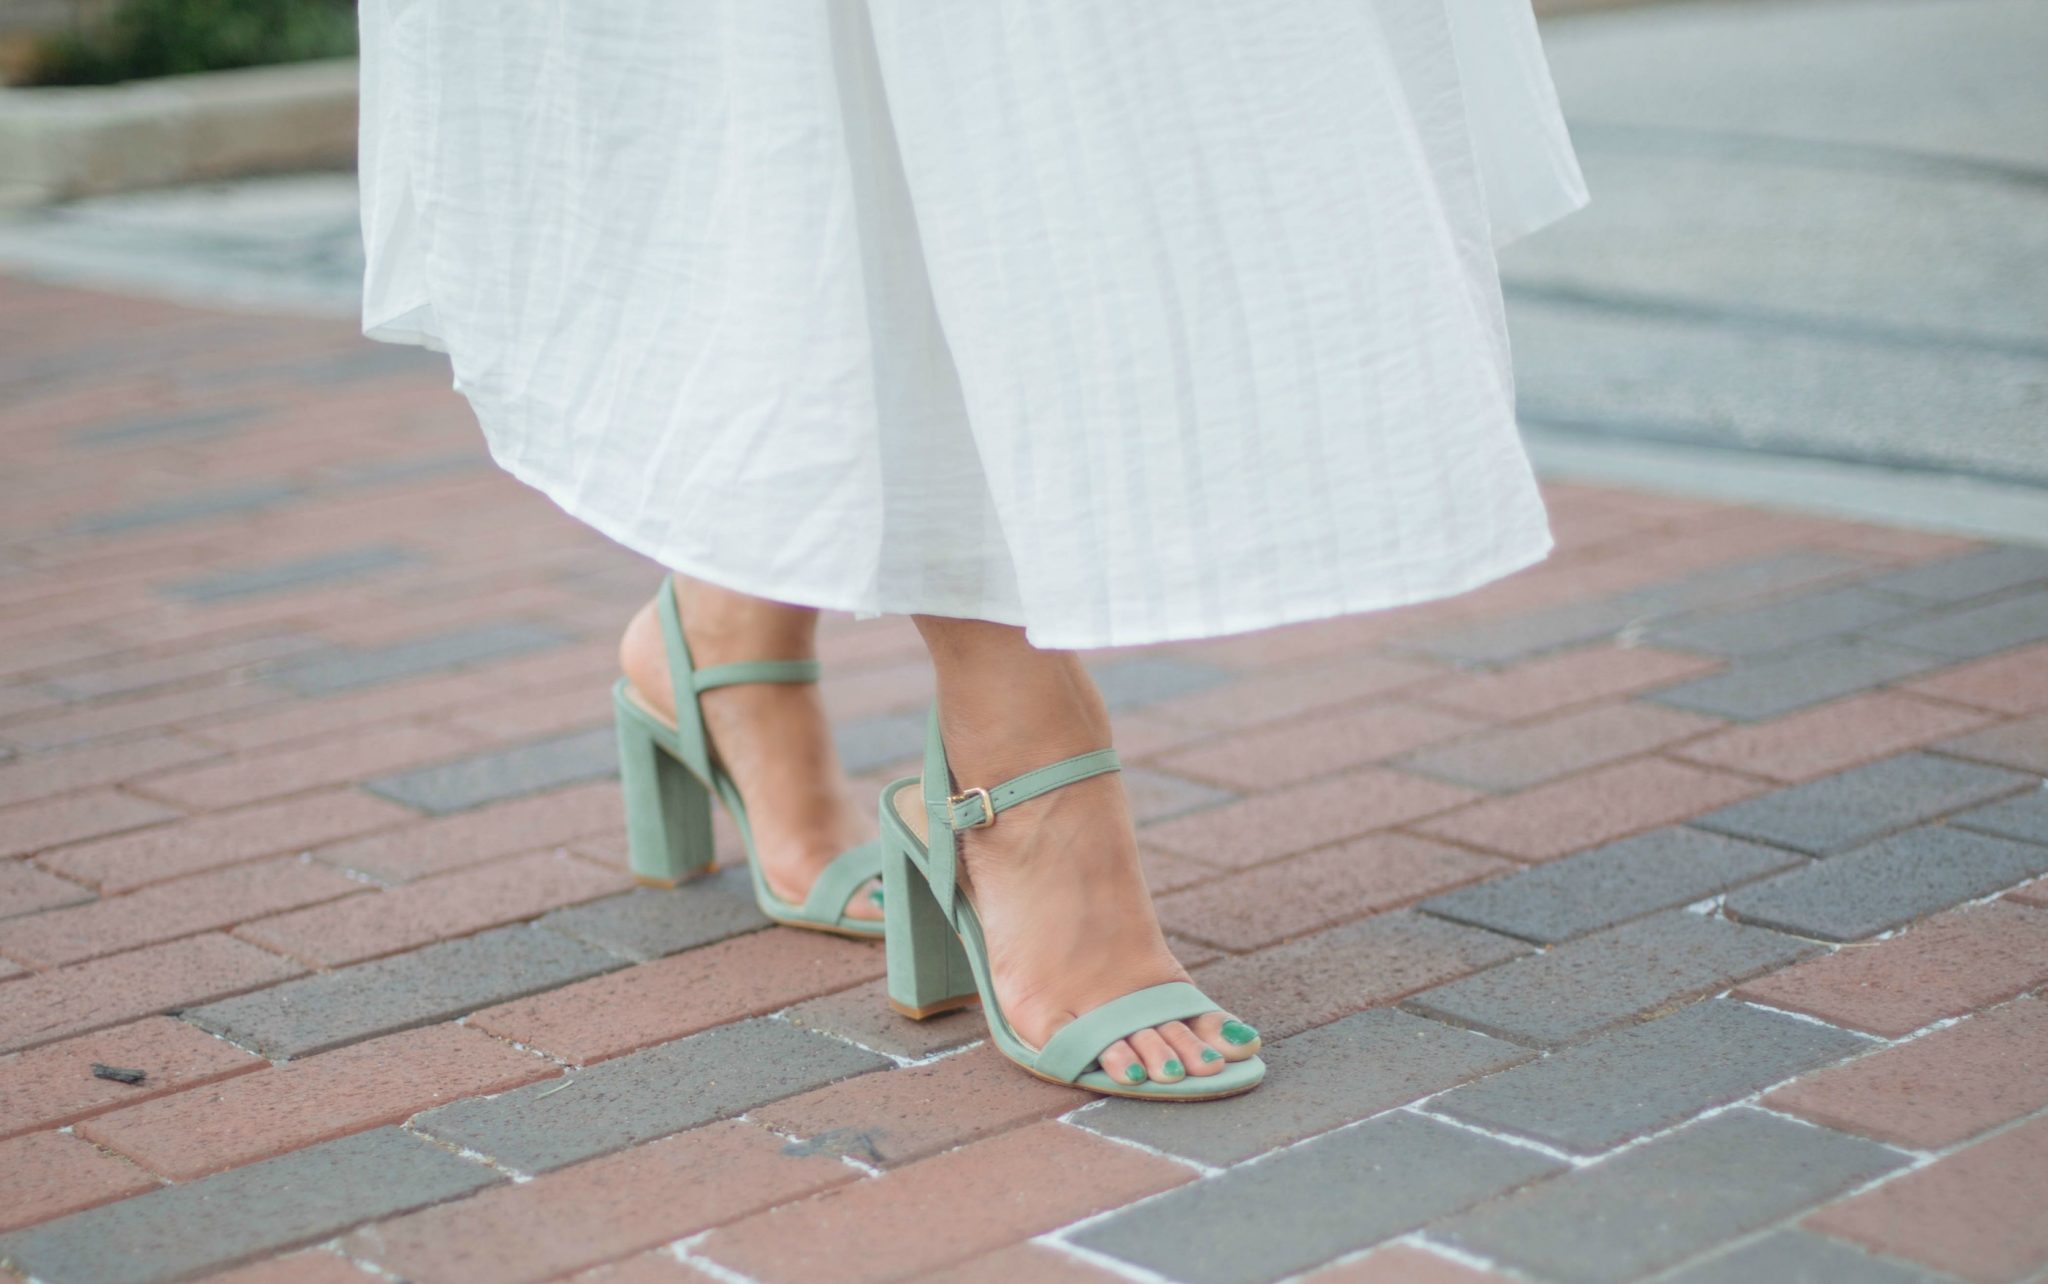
(879, 830, 977, 1020)
(614, 683, 717, 887)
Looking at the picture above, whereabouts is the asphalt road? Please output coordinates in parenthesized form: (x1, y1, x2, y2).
(1507, 0, 2048, 487)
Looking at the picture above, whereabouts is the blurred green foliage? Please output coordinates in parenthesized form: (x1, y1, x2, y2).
(24, 0, 356, 86)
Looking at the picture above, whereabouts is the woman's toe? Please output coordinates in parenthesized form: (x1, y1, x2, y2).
(1129, 1028, 1185, 1083)
(1097, 1038, 1147, 1086)
(1160, 1020, 1223, 1076)
(1191, 1011, 1261, 1061)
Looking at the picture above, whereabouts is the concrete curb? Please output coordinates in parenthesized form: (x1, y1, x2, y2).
(0, 57, 355, 208)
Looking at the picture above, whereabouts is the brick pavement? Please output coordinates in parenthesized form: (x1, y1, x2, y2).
(0, 274, 2044, 1282)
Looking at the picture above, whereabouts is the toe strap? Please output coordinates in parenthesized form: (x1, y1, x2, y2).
(1035, 982, 1220, 1083)
(798, 838, 885, 924)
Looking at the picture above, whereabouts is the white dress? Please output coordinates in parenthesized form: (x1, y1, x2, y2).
(357, 1, 1586, 649)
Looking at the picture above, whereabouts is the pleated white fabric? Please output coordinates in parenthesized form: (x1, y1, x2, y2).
(357, 1, 1587, 648)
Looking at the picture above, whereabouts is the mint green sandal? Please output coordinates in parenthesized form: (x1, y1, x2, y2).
(612, 577, 884, 940)
(877, 707, 1265, 1100)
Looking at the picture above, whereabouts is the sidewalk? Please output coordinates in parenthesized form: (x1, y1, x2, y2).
(1, 271, 2044, 1283)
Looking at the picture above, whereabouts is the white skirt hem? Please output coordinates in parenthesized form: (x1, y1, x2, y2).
(387, 350, 1559, 653)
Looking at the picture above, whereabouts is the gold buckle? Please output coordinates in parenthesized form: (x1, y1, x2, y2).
(949, 786, 995, 830)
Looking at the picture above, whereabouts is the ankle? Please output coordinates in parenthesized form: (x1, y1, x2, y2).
(917, 619, 1112, 787)
(673, 575, 818, 666)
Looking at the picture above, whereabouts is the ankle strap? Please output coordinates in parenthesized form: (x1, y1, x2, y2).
(945, 748, 1120, 831)
(693, 659, 820, 691)
(919, 704, 1119, 929)
(655, 577, 819, 785)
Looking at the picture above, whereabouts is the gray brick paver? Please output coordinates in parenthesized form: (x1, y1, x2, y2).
(1657, 1229, 1956, 1284)
(1954, 787, 2048, 846)
(413, 1018, 888, 1173)
(1869, 587, 2048, 660)
(1403, 552, 1881, 666)
(1419, 825, 1804, 944)
(1620, 551, 1882, 616)
(1400, 911, 1819, 1048)
(1088, 655, 1237, 711)
(266, 622, 576, 696)
(1692, 753, 2036, 856)
(65, 484, 295, 535)
(162, 545, 416, 602)
(1431, 1108, 1906, 1284)
(1643, 639, 1948, 721)
(535, 868, 770, 961)
(1428, 998, 1872, 1154)
(365, 727, 616, 813)
(184, 925, 624, 1058)
(0, 1127, 498, 1284)
(1723, 825, 2048, 940)
(1193, 911, 1532, 1041)
(1400, 596, 1646, 665)
(71, 404, 260, 446)
(1070, 1111, 1565, 1284)
(830, 712, 925, 775)
(1860, 545, 2048, 605)
(1645, 584, 1931, 658)
(1077, 1007, 1534, 1166)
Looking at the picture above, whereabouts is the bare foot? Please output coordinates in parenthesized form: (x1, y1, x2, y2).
(621, 576, 881, 921)
(909, 617, 1260, 1084)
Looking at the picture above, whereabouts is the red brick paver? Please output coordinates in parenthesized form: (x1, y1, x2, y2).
(8, 272, 2048, 1279)
(1417, 645, 1722, 723)
(344, 1120, 856, 1284)
(311, 780, 621, 882)
(1410, 756, 1764, 862)
(0, 1016, 262, 1139)
(0, 855, 361, 968)
(0, 933, 301, 1054)
(0, 789, 182, 860)
(36, 790, 412, 892)
(130, 724, 474, 812)
(1670, 691, 1998, 783)
(1394, 700, 1723, 791)
(1806, 1113, 2048, 1282)
(470, 929, 884, 1065)
(1152, 700, 1485, 791)
(1765, 996, 2048, 1150)
(1900, 642, 2048, 715)
(77, 1023, 554, 1180)
(1156, 833, 1508, 951)
(1737, 902, 2048, 1038)
(234, 849, 630, 967)
(752, 1044, 1089, 1167)
(1142, 767, 1479, 868)
(0, 1130, 158, 1232)
(697, 1122, 1193, 1282)
(565, 1251, 718, 1284)
(0, 859, 94, 917)
(198, 1250, 382, 1284)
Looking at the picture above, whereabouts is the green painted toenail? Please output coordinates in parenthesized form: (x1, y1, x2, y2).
(1222, 1020, 1258, 1046)
(1125, 1064, 1147, 1084)
(1162, 1059, 1183, 1077)
(1201, 1048, 1223, 1063)
(868, 887, 884, 906)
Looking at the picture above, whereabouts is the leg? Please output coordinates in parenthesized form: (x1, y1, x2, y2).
(621, 574, 880, 920)
(913, 615, 1260, 1082)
